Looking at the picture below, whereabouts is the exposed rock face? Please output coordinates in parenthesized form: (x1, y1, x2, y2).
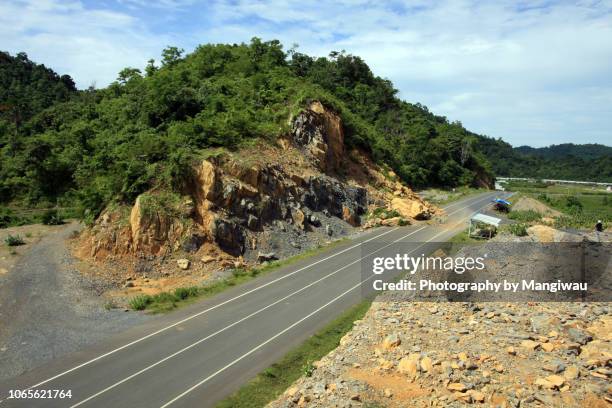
(291, 101, 344, 173)
(129, 195, 181, 255)
(213, 218, 245, 255)
(80, 101, 438, 270)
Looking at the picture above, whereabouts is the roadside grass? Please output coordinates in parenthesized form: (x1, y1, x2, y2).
(128, 239, 348, 313)
(215, 301, 371, 408)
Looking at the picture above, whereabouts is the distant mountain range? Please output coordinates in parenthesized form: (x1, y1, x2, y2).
(515, 143, 612, 161)
(476, 139, 611, 182)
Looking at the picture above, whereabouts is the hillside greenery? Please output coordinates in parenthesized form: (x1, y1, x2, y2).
(0, 39, 609, 224)
(476, 138, 612, 182)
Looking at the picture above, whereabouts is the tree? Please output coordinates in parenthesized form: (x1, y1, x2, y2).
(117, 67, 142, 84)
(161, 46, 184, 66)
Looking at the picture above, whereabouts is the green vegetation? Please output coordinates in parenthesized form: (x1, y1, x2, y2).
(41, 209, 64, 225)
(2, 42, 609, 226)
(215, 300, 371, 408)
(0, 206, 77, 228)
(1, 40, 499, 221)
(505, 182, 611, 229)
(477, 141, 612, 183)
(506, 223, 528, 236)
(4, 234, 25, 246)
(0, 51, 77, 129)
(507, 210, 542, 223)
(448, 228, 482, 245)
(368, 207, 400, 219)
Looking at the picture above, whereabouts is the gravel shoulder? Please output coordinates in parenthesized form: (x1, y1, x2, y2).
(0, 222, 149, 381)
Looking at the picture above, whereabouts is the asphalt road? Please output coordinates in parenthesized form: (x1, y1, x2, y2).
(0, 191, 506, 408)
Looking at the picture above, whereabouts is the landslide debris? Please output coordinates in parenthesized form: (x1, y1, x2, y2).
(75, 102, 437, 286)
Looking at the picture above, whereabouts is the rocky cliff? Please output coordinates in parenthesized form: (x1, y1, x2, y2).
(77, 102, 437, 279)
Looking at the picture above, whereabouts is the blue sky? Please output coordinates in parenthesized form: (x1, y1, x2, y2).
(1, 0, 611, 147)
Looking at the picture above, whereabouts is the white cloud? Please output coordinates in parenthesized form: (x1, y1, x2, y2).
(0, 0, 170, 87)
(2, 0, 611, 146)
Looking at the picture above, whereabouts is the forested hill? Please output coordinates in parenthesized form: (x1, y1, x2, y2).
(515, 143, 612, 161)
(0, 51, 77, 129)
(476, 137, 611, 182)
(0, 40, 610, 219)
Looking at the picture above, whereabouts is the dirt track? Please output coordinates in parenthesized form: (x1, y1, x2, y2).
(0, 222, 148, 381)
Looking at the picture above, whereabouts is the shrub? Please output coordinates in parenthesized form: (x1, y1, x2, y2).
(174, 286, 199, 300)
(508, 223, 528, 236)
(302, 362, 315, 377)
(151, 292, 179, 303)
(129, 294, 152, 310)
(0, 207, 13, 228)
(4, 234, 25, 246)
(538, 193, 551, 204)
(369, 207, 401, 220)
(41, 209, 64, 225)
(565, 196, 583, 212)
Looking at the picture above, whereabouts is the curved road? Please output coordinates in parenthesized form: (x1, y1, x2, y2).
(0, 191, 505, 408)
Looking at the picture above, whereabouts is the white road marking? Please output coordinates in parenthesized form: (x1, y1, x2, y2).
(5, 226, 401, 398)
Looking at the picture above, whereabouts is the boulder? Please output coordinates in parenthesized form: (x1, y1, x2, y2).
(181, 234, 205, 253)
(257, 252, 278, 263)
(177, 259, 190, 270)
(342, 205, 360, 226)
(291, 208, 306, 230)
(390, 197, 432, 220)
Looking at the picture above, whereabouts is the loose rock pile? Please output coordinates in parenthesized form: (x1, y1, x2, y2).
(269, 299, 610, 407)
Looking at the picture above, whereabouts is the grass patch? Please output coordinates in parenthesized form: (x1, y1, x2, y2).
(507, 210, 542, 222)
(504, 182, 611, 229)
(4, 234, 25, 246)
(505, 223, 528, 236)
(128, 239, 349, 313)
(215, 301, 371, 408)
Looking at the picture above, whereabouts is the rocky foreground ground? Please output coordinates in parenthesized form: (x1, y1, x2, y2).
(268, 220, 611, 408)
(269, 299, 610, 408)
